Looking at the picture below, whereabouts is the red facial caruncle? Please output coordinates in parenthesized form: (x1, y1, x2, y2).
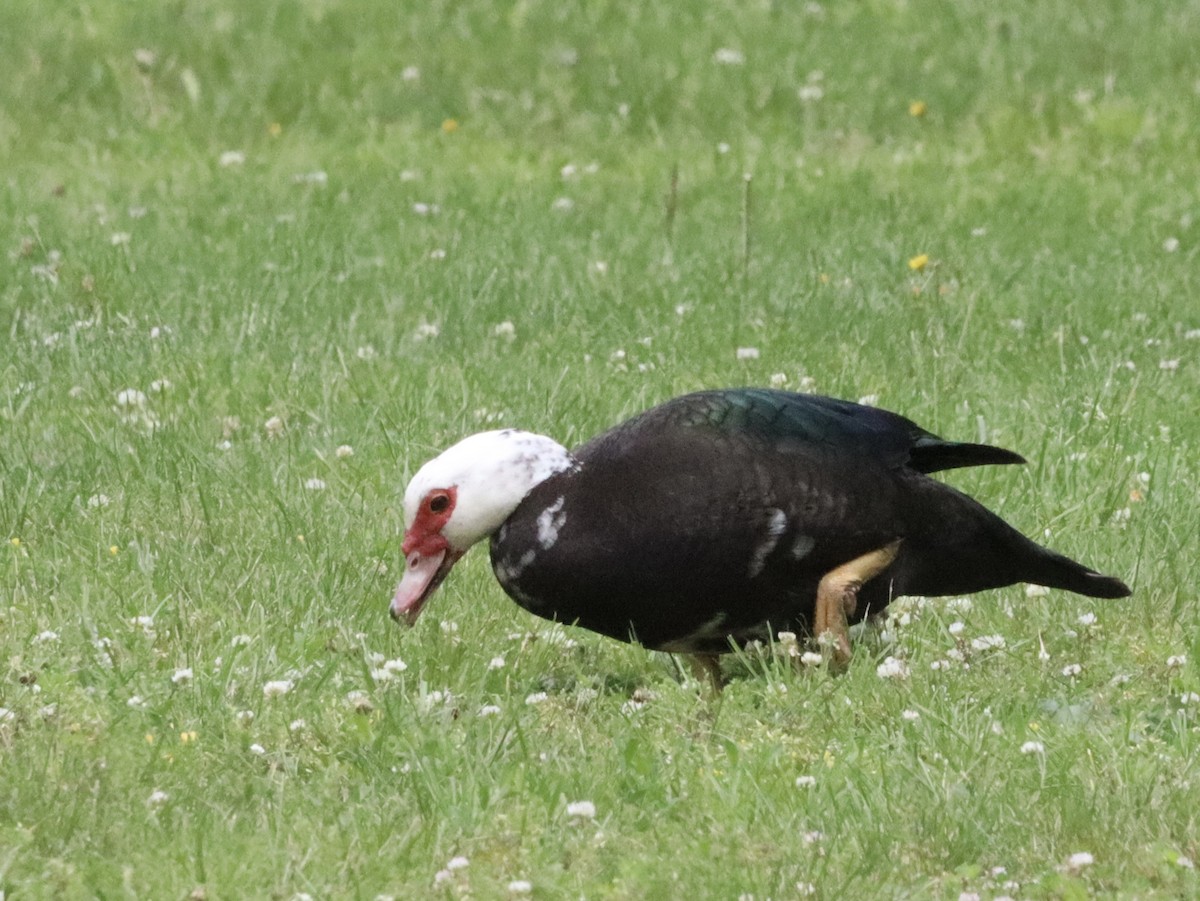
(391, 487, 461, 625)
(401, 487, 458, 559)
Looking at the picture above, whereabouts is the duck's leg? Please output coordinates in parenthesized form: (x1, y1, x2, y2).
(687, 653, 724, 694)
(814, 540, 901, 669)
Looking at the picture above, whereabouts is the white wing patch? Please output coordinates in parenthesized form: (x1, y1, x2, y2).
(748, 508, 788, 579)
(791, 534, 815, 561)
(536, 496, 568, 549)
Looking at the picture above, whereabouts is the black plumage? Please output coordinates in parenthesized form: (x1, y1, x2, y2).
(488, 389, 1129, 654)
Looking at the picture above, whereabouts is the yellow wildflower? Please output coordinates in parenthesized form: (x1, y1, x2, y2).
(908, 253, 929, 272)
(109, 545, 120, 556)
(909, 100, 928, 117)
(441, 118, 459, 133)
(268, 122, 282, 137)
(180, 730, 198, 743)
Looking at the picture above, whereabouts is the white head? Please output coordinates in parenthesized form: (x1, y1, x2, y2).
(390, 429, 574, 624)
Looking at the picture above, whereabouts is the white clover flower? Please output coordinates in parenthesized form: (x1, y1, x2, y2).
(493, 320, 516, 339)
(116, 388, 148, 408)
(876, 656, 910, 680)
(1167, 654, 1187, 669)
(480, 704, 502, 717)
(249, 743, 267, 756)
(1077, 612, 1097, 628)
(901, 709, 921, 722)
(413, 322, 440, 341)
(235, 709, 255, 725)
(34, 630, 59, 643)
(0, 707, 14, 723)
(370, 668, 394, 683)
(800, 651, 824, 667)
(1164, 237, 1180, 253)
(384, 658, 408, 674)
(446, 856, 469, 871)
(263, 679, 294, 698)
(219, 150, 246, 167)
(1025, 584, 1051, 598)
(1020, 740, 1045, 754)
(736, 346, 761, 360)
(794, 775, 817, 788)
(566, 800, 596, 819)
(971, 634, 1006, 652)
(525, 692, 549, 706)
(304, 478, 327, 491)
(487, 656, 506, 670)
(429, 248, 446, 260)
(948, 621, 966, 637)
(87, 494, 111, 508)
(1061, 663, 1082, 677)
(1177, 856, 1195, 870)
(713, 47, 745, 65)
(347, 690, 373, 713)
(551, 197, 574, 212)
(110, 232, 132, 246)
(1066, 851, 1094, 871)
(147, 789, 169, 807)
(127, 695, 148, 710)
(171, 667, 194, 685)
(230, 634, 252, 647)
(418, 690, 451, 712)
(1181, 692, 1200, 705)
(335, 444, 355, 459)
(857, 394, 879, 407)
(264, 416, 285, 438)
(402, 65, 421, 81)
(433, 870, 453, 885)
(775, 631, 800, 656)
(507, 880, 533, 894)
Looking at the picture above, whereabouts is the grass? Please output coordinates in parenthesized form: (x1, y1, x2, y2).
(2, 0, 1199, 897)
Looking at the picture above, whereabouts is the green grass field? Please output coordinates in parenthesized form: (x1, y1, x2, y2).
(2, 1, 1199, 897)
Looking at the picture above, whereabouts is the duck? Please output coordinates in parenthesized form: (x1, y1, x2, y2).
(390, 389, 1130, 682)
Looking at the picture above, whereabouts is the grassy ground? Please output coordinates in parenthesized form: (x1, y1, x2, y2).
(2, 0, 1199, 897)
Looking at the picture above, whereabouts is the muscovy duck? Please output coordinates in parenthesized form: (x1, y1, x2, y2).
(391, 389, 1130, 680)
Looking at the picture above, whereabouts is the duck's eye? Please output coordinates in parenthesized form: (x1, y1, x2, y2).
(428, 493, 450, 514)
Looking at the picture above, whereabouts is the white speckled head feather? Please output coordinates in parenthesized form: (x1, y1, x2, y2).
(404, 430, 575, 551)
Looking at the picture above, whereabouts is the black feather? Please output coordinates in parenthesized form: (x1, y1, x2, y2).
(487, 389, 1129, 654)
